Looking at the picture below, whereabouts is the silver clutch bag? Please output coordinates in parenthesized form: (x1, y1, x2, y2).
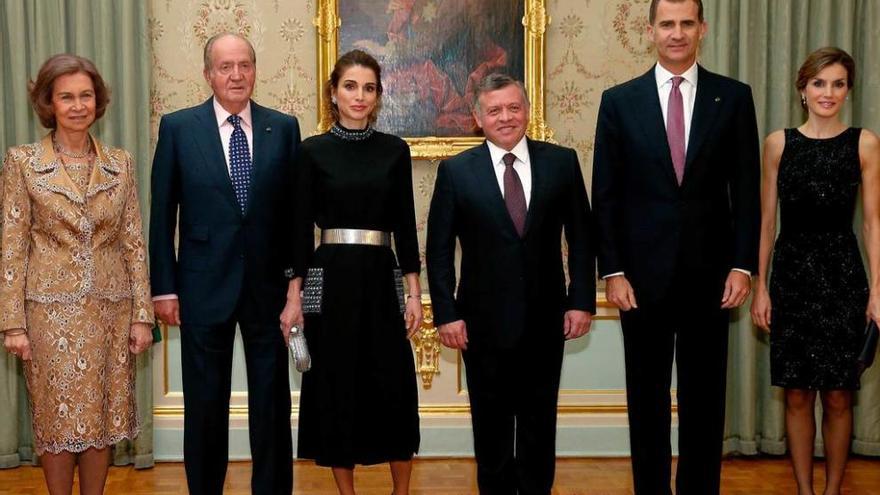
(288, 325, 311, 372)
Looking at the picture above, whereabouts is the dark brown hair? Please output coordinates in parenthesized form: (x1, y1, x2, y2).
(649, 0, 704, 24)
(28, 54, 110, 129)
(796, 47, 856, 109)
(325, 49, 383, 125)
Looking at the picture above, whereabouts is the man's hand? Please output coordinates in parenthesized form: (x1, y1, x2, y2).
(129, 323, 153, 354)
(438, 320, 468, 350)
(563, 310, 593, 340)
(721, 271, 751, 309)
(606, 275, 638, 311)
(154, 299, 180, 326)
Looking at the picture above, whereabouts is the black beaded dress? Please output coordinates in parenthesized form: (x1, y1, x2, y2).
(293, 124, 420, 468)
(770, 127, 867, 390)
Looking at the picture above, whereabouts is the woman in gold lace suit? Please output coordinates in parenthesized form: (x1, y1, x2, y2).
(0, 54, 153, 495)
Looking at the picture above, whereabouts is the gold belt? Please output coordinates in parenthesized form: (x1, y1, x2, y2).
(320, 228, 391, 247)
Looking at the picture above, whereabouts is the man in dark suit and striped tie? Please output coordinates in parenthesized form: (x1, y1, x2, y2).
(149, 33, 300, 495)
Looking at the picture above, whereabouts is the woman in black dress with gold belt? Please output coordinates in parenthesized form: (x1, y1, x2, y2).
(281, 49, 422, 495)
(751, 47, 880, 495)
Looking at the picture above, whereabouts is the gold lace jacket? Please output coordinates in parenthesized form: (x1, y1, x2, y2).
(0, 134, 154, 331)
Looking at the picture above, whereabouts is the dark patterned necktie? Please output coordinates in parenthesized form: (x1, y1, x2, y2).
(503, 152, 527, 237)
(227, 114, 252, 214)
(667, 76, 686, 184)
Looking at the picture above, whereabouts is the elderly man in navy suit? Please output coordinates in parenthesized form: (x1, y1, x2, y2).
(592, 0, 760, 493)
(149, 33, 300, 495)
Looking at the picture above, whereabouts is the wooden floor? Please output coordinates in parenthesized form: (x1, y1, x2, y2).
(0, 457, 878, 494)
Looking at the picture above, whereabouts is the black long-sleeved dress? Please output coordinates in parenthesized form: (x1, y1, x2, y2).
(293, 125, 420, 467)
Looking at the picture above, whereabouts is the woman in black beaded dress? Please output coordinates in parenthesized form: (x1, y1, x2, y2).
(280, 49, 422, 494)
(751, 47, 880, 495)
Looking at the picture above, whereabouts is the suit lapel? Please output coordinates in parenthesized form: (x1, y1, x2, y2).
(192, 99, 239, 212)
(684, 66, 722, 181)
(33, 134, 121, 206)
(85, 135, 121, 198)
(249, 102, 267, 192)
(34, 135, 83, 203)
(469, 142, 520, 237)
(632, 68, 680, 188)
(523, 139, 544, 237)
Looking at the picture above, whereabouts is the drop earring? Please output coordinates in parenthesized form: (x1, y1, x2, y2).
(801, 94, 806, 106)
(331, 95, 337, 105)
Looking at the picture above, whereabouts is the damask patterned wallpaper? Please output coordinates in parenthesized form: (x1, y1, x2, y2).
(148, 0, 658, 274)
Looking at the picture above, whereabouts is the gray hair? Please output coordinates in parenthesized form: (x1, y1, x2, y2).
(203, 32, 256, 72)
(472, 73, 529, 114)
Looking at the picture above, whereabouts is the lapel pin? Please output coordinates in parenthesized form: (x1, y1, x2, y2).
(714, 97, 722, 102)
(266, 126, 272, 133)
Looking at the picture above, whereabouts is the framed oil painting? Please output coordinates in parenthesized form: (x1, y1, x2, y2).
(315, 0, 551, 158)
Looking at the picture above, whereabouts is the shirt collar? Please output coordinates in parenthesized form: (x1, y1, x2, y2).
(654, 61, 699, 90)
(213, 97, 252, 129)
(487, 135, 530, 167)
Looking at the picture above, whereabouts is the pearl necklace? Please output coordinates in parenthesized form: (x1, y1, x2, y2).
(52, 133, 92, 159)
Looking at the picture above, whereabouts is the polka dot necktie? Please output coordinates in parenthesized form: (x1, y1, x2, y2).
(227, 114, 252, 214)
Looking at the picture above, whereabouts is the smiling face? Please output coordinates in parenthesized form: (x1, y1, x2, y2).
(802, 63, 850, 120)
(51, 72, 96, 133)
(331, 64, 379, 129)
(473, 84, 530, 151)
(204, 35, 255, 114)
(648, 0, 707, 74)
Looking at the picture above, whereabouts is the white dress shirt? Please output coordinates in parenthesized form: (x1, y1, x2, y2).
(152, 98, 256, 302)
(213, 97, 254, 176)
(602, 63, 750, 279)
(656, 61, 698, 152)
(487, 136, 532, 208)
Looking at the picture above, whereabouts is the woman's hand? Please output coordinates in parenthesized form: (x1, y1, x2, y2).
(867, 291, 880, 326)
(404, 296, 423, 339)
(3, 331, 32, 360)
(750, 286, 772, 333)
(129, 323, 153, 354)
(280, 298, 304, 344)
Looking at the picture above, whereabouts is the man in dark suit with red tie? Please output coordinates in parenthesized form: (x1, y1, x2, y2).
(426, 74, 595, 495)
(591, 1, 760, 493)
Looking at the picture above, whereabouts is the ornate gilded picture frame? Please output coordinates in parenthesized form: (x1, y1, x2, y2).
(314, 0, 551, 159)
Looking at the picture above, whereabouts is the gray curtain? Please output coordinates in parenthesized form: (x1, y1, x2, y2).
(0, 0, 154, 468)
(700, 0, 880, 456)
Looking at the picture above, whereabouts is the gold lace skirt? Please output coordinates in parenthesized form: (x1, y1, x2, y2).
(23, 298, 139, 455)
